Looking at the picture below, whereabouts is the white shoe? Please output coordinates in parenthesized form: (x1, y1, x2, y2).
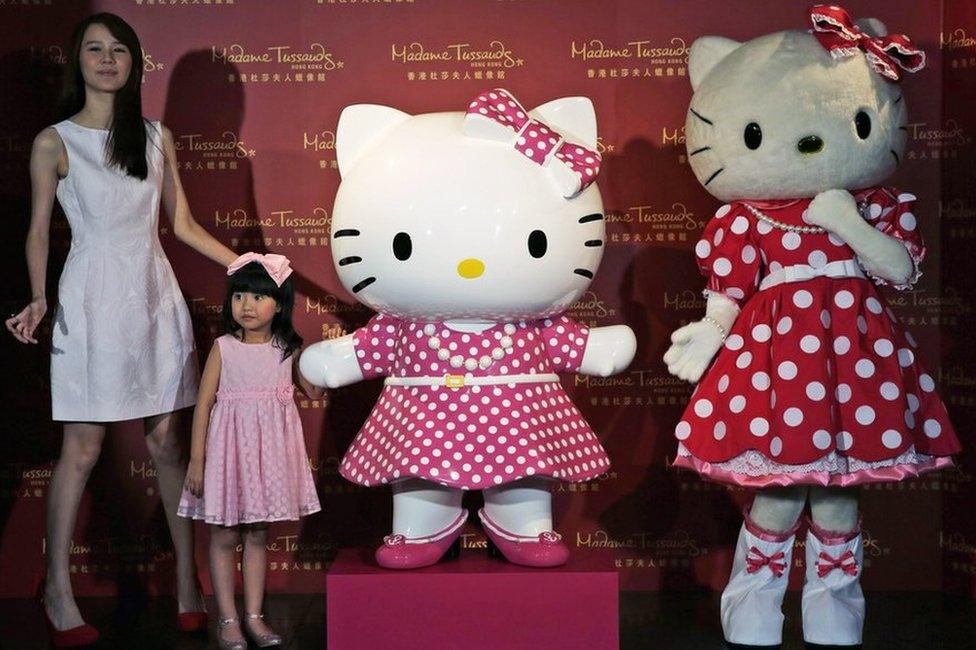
(721, 516, 799, 646)
(802, 521, 864, 646)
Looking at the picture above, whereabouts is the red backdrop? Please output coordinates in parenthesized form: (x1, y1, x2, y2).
(0, 0, 973, 598)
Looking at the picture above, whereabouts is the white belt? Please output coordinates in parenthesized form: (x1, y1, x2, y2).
(384, 373, 560, 389)
(759, 259, 865, 291)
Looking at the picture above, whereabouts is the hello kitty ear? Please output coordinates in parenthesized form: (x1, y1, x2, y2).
(528, 96, 598, 150)
(689, 36, 741, 91)
(336, 104, 411, 178)
(855, 18, 888, 38)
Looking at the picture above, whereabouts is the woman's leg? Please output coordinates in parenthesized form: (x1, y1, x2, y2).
(144, 409, 204, 613)
(209, 525, 243, 643)
(241, 524, 276, 637)
(44, 422, 106, 630)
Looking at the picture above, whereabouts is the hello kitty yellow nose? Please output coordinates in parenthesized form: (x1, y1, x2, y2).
(457, 258, 485, 279)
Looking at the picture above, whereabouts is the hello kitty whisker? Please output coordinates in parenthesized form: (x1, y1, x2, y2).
(894, 95, 903, 105)
(689, 108, 714, 125)
(890, 149, 900, 164)
(573, 269, 594, 279)
(579, 213, 603, 224)
(338, 256, 363, 266)
(898, 126, 908, 132)
(352, 277, 376, 293)
(334, 229, 361, 238)
(689, 146, 711, 156)
(584, 240, 603, 247)
(704, 167, 725, 186)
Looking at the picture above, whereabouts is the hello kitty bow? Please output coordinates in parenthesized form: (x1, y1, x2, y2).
(227, 252, 293, 287)
(463, 88, 600, 198)
(809, 5, 925, 81)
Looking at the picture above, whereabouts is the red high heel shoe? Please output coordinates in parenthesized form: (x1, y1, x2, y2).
(478, 508, 570, 567)
(375, 510, 468, 569)
(38, 578, 99, 647)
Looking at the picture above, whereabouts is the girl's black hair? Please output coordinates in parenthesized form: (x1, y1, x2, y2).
(223, 262, 303, 360)
(57, 12, 153, 180)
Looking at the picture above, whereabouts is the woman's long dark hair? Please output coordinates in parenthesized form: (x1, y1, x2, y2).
(57, 13, 151, 180)
(223, 262, 303, 360)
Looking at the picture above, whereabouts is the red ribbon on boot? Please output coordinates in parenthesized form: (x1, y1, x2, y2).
(809, 4, 925, 81)
(746, 546, 787, 577)
(816, 550, 859, 577)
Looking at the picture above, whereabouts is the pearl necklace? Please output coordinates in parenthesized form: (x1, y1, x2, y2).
(743, 204, 825, 234)
(423, 323, 517, 371)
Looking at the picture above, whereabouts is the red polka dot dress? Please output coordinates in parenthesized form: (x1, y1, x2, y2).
(673, 187, 960, 487)
(340, 314, 611, 490)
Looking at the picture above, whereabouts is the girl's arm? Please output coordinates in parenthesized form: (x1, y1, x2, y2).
(159, 124, 238, 267)
(5, 128, 63, 344)
(294, 348, 326, 400)
(185, 342, 222, 497)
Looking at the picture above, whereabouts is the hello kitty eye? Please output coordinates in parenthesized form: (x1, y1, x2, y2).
(743, 123, 762, 150)
(392, 232, 412, 260)
(528, 230, 547, 258)
(855, 111, 872, 139)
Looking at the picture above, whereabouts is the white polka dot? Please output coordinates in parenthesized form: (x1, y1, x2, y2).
(834, 336, 851, 355)
(907, 394, 920, 413)
(857, 316, 868, 334)
(784, 407, 804, 426)
(836, 383, 852, 403)
(866, 297, 883, 314)
(836, 431, 854, 451)
(694, 399, 713, 418)
(718, 375, 730, 393)
(715, 204, 732, 218)
(729, 395, 747, 413)
(675, 421, 691, 440)
(897, 348, 914, 367)
(793, 290, 813, 308)
(777, 317, 793, 335)
(806, 381, 826, 400)
(725, 334, 744, 350)
(777, 361, 797, 380)
(855, 405, 876, 425)
(919, 374, 935, 392)
(880, 382, 899, 400)
(882, 430, 903, 449)
(808, 250, 828, 268)
(855, 359, 875, 378)
(752, 372, 771, 391)
(874, 339, 894, 357)
(769, 436, 783, 456)
(713, 258, 732, 276)
(834, 290, 855, 309)
(696, 240, 712, 258)
(868, 203, 883, 219)
(713, 421, 727, 440)
(899, 212, 917, 231)
(752, 324, 772, 342)
(923, 419, 942, 438)
(782, 232, 801, 250)
(713, 228, 725, 245)
(800, 335, 821, 353)
(898, 192, 917, 203)
(741, 245, 757, 264)
(736, 352, 753, 369)
(820, 310, 831, 329)
(731, 216, 749, 234)
(750, 417, 769, 436)
(812, 429, 832, 449)
(905, 409, 916, 429)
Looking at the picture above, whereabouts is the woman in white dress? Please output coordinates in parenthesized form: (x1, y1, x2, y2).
(5, 13, 237, 646)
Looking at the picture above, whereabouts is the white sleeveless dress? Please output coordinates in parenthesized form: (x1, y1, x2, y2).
(49, 119, 199, 421)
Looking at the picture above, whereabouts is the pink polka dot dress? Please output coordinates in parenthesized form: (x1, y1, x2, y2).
(673, 187, 961, 487)
(340, 315, 611, 489)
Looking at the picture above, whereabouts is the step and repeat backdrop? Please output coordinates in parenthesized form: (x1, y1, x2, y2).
(1, 0, 973, 598)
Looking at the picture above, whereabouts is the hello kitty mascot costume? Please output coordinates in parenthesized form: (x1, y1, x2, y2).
(301, 89, 636, 570)
(663, 6, 960, 648)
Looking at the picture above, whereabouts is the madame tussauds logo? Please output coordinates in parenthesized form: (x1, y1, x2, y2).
(215, 207, 330, 229)
(390, 40, 522, 68)
(304, 130, 336, 152)
(29, 45, 67, 65)
(628, 202, 700, 229)
(907, 120, 968, 147)
(175, 131, 254, 159)
(212, 43, 341, 69)
(570, 291, 616, 319)
(941, 28, 976, 50)
(570, 37, 690, 62)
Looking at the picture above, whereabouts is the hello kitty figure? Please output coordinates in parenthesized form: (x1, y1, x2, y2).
(301, 88, 636, 570)
(662, 6, 961, 647)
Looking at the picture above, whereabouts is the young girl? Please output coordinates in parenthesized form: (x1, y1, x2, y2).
(178, 253, 322, 649)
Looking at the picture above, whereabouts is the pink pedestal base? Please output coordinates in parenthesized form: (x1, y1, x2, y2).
(327, 548, 619, 649)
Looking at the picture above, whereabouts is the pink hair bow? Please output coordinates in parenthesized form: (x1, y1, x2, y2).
(745, 546, 787, 578)
(463, 88, 601, 198)
(227, 252, 293, 287)
(810, 4, 925, 81)
(816, 550, 859, 578)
